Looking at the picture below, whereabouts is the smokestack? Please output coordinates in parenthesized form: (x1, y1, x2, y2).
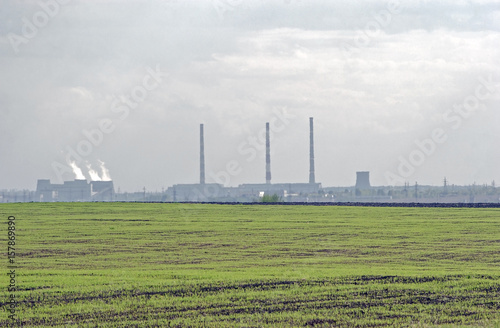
(266, 122, 271, 184)
(309, 117, 315, 184)
(200, 124, 205, 185)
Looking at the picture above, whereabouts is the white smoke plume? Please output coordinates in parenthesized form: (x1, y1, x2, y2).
(99, 160, 112, 181)
(68, 161, 86, 180)
(86, 162, 102, 181)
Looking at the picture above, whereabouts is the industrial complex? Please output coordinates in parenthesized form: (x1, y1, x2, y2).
(165, 117, 322, 201)
(17, 117, 323, 203)
(0, 117, 498, 203)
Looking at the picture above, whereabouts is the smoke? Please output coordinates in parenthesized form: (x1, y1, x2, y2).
(63, 160, 111, 181)
(99, 160, 112, 181)
(65, 160, 111, 182)
(68, 161, 86, 180)
(86, 162, 102, 181)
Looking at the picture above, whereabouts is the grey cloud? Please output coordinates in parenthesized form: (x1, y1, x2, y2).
(0, 0, 499, 190)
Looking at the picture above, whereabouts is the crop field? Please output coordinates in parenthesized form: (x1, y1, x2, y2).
(1, 203, 499, 327)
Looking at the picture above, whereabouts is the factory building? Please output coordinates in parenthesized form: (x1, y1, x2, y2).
(165, 183, 225, 201)
(90, 181, 115, 201)
(35, 179, 114, 202)
(238, 183, 321, 197)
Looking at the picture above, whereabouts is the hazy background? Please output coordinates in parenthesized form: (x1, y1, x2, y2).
(1, 0, 499, 192)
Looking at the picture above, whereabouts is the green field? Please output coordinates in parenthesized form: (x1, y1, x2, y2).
(1, 203, 499, 327)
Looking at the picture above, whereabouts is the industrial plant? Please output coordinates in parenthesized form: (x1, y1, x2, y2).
(164, 117, 322, 201)
(0, 117, 498, 203)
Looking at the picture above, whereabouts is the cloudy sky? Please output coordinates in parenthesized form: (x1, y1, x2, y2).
(1, 0, 499, 191)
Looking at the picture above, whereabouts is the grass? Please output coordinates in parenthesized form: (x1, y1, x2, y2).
(0, 203, 499, 327)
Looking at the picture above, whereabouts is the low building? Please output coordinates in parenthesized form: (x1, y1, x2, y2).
(165, 183, 225, 201)
(35, 179, 114, 202)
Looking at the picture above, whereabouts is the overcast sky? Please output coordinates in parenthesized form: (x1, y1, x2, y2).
(1, 0, 499, 191)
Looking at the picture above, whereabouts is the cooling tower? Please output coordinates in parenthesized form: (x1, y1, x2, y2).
(355, 171, 371, 189)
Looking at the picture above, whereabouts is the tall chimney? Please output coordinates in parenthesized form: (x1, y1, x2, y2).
(200, 124, 205, 185)
(266, 122, 271, 184)
(309, 117, 315, 184)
